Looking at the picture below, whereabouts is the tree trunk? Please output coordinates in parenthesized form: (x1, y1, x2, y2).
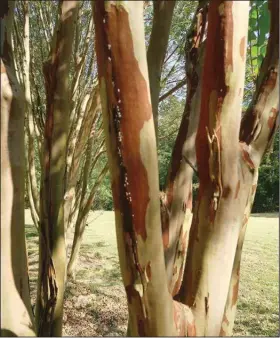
(94, 1, 194, 335)
(163, 0, 208, 295)
(221, 1, 279, 334)
(94, 0, 278, 336)
(147, 0, 176, 140)
(67, 135, 107, 278)
(1, 1, 35, 335)
(35, 1, 78, 336)
(64, 87, 100, 231)
(178, 1, 253, 335)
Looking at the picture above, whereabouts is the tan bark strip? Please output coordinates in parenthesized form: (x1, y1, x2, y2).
(1, 2, 35, 335)
(163, 0, 208, 295)
(180, 1, 249, 335)
(147, 0, 176, 140)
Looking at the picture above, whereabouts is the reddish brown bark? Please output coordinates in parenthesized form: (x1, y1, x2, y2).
(163, 0, 208, 295)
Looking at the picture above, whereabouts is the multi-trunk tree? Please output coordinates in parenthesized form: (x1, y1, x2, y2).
(1, 0, 278, 336)
(94, 0, 278, 336)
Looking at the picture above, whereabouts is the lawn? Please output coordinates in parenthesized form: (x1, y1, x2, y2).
(25, 210, 279, 336)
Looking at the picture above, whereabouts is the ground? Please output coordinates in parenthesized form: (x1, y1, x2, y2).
(25, 210, 279, 336)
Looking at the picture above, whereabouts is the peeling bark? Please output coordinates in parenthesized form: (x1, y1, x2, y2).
(180, 1, 250, 335)
(36, 1, 78, 336)
(94, 1, 193, 335)
(221, 2, 279, 334)
(164, 0, 208, 296)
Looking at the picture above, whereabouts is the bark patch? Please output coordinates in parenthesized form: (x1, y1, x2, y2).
(268, 107, 278, 129)
(232, 279, 239, 307)
(101, 5, 152, 241)
(239, 36, 246, 62)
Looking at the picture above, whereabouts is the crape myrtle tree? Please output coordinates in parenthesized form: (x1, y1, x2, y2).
(94, 0, 278, 336)
(1, 0, 107, 336)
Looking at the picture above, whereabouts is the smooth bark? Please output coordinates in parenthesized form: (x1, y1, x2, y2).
(94, 1, 194, 335)
(1, 1, 35, 335)
(147, 0, 176, 140)
(221, 1, 279, 334)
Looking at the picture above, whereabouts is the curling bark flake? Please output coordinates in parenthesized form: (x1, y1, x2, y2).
(163, 0, 208, 296)
(36, 1, 78, 336)
(1, 1, 35, 336)
(179, 1, 250, 336)
(94, 1, 194, 335)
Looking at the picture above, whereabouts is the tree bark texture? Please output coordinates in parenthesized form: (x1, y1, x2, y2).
(163, 0, 208, 296)
(94, 1, 195, 336)
(35, 1, 78, 336)
(1, 1, 36, 336)
(221, 1, 279, 334)
(95, 0, 279, 336)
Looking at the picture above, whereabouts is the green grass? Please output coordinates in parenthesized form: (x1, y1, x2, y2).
(25, 210, 279, 336)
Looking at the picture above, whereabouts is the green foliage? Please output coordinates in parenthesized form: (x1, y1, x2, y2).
(91, 173, 113, 211)
(244, 0, 270, 108)
(253, 132, 279, 213)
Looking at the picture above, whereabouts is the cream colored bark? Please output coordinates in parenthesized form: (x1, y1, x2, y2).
(94, 1, 194, 335)
(147, 0, 176, 139)
(221, 2, 279, 333)
(1, 2, 35, 336)
(180, 2, 250, 335)
(164, 0, 208, 295)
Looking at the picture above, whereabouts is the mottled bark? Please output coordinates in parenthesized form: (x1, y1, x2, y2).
(94, 1, 195, 335)
(179, 1, 250, 335)
(163, 0, 208, 296)
(221, 1, 279, 334)
(147, 0, 176, 139)
(1, 1, 35, 335)
(36, 1, 78, 336)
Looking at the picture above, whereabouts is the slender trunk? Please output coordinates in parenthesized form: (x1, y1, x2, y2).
(221, 1, 279, 334)
(23, 1, 40, 218)
(147, 0, 176, 140)
(94, 1, 194, 335)
(36, 1, 78, 336)
(1, 2, 35, 335)
(179, 1, 250, 335)
(163, 0, 208, 295)
(64, 88, 100, 231)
